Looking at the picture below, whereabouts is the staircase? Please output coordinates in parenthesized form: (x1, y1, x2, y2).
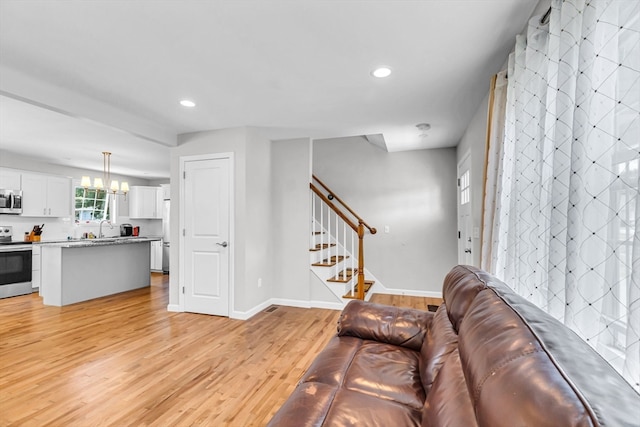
(309, 176, 382, 304)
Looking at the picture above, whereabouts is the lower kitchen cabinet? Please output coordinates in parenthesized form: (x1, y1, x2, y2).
(150, 240, 163, 272)
(32, 245, 41, 290)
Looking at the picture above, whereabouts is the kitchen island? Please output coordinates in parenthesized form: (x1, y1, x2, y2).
(39, 237, 159, 306)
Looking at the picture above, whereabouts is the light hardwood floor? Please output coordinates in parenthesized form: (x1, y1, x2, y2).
(0, 274, 440, 426)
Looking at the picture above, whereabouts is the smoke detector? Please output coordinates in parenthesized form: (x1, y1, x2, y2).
(416, 123, 431, 137)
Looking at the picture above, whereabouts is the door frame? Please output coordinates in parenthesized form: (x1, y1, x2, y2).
(178, 152, 235, 314)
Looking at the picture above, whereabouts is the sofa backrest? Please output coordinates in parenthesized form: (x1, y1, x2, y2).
(436, 265, 640, 427)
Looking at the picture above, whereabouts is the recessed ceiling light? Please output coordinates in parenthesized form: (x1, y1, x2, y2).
(180, 99, 196, 107)
(371, 67, 392, 78)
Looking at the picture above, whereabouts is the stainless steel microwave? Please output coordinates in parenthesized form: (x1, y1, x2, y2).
(0, 189, 23, 214)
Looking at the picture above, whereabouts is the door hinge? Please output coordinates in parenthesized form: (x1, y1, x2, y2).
(458, 231, 461, 239)
(457, 178, 460, 187)
(182, 286, 185, 294)
(182, 229, 186, 236)
(183, 171, 186, 179)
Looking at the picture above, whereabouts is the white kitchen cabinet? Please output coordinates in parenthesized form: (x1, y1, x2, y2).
(160, 183, 170, 200)
(21, 173, 72, 217)
(150, 240, 163, 272)
(155, 187, 163, 219)
(129, 186, 161, 219)
(0, 168, 22, 189)
(32, 245, 41, 290)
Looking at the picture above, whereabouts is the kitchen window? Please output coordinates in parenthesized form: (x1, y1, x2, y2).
(74, 187, 113, 222)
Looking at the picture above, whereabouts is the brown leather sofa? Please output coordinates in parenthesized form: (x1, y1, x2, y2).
(267, 265, 640, 426)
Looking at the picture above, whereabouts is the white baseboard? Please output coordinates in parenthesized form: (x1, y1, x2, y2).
(167, 304, 182, 312)
(231, 298, 345, 320)
(378, 288, 443, 299)
(269, 298, 311, 309)
(309, 300, 344, 311)
(225, 288, 441, 321)
(230, 299, 274, 320)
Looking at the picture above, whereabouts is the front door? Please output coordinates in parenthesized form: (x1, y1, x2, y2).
(457, 153, 473, 265)
(182, 155, 232, 316)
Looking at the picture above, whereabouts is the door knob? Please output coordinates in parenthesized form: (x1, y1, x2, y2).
(217, 241, 228, 248)
(464, 248, 472, 253)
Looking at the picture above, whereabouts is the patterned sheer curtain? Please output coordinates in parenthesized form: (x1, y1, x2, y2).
(482, 0, 639, 390)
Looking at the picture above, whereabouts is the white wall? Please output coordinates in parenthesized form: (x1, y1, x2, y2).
(172, 127, 279, 316)
(271, 138, 312, 302)
(455, 0, 551, 268)
(243, 128, 275, 311)
(172, 127, 248, 311)
(313, 136, 458, 294)
(0, 150, 161, 241)
(456, 91, 490, 267)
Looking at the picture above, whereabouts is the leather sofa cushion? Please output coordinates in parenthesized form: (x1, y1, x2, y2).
(301, 336, 362, 387)
(442, 265, 486, 332)
(343, 341, 424, 410)
(458, 288, 597, 427)
(301, 336, 425, 411)
(266, 382, 339, 427)
(472, 267, 640, 427)
(338, 299, 432, 351)
(322, 388, 422, 427)
(419, 303, 458, 394)
(422, 349, 478, 427)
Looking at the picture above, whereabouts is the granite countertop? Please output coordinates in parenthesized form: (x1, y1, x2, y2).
(36, 236, 161, 248)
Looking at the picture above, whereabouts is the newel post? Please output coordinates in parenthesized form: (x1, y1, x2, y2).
(357, 221, 365, 300)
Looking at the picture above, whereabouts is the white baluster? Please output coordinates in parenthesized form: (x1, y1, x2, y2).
(350, 264, 355, 297)
(351, 228, 355, 284)
(342, 221, 347, 280)
(335, 213, 339, 278)
(310, 194, 315, 249)
(320, 200, 324, 254)
(327, 204, 330, 263)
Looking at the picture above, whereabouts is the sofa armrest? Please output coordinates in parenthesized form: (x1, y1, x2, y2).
(337, 300, 433, 351)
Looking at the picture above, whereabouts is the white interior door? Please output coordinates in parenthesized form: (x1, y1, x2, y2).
(183, 155, 231, 316)
(457, 153, 473, 265)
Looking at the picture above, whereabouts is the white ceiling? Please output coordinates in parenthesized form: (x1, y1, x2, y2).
(0, 0, 538, 179)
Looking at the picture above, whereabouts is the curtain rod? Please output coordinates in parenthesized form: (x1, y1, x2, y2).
(540, 6, 551, 25)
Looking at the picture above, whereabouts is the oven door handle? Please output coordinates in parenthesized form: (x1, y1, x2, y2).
(0, 246, 33, 252)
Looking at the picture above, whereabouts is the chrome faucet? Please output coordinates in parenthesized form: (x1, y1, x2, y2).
(99, 220, 113, 238)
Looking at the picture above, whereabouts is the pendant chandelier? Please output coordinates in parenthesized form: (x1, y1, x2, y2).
(81, 151, 129, 196)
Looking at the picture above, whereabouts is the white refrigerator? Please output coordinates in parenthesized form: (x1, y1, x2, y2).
(162, 199, 170, 273)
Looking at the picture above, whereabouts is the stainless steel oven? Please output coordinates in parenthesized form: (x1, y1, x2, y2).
(0, 226, 33, 298)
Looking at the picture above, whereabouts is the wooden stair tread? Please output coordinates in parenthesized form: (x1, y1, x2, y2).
(327, 268, 357, 283)
(309, 243, 336, 252)
(342, 281, 374, 299)
(311, 255, 348, 267)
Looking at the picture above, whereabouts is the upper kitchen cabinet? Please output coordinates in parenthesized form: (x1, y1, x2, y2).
(129, 186, 162, 219)
(21, 173, 72, 217)
(160, 183, 170, 200)
(0, 168, 22, 189)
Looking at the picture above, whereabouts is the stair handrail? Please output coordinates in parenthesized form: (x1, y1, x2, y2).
(310, 184, 358, 231)
(312, 175, 377, 235)
(310, 176, 377, 300)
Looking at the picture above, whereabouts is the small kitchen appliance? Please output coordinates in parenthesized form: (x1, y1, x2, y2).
(120, 223, 133, 237)
(0, 189, 23, 214)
